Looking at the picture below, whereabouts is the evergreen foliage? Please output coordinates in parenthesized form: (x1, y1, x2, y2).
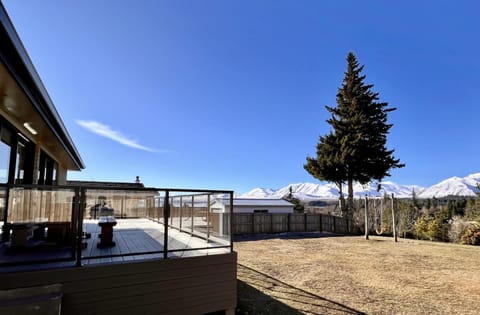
(425, 198, 431, 210)
(283, 186, 305, 213)
(465, 194, 480, 220)
(305, 52, 404, 220)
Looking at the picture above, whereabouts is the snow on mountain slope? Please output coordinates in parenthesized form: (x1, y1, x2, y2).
(418, 176, 480, 198)
(239, 187, 276, 198)
(273, 182, 340, 200)
(239, 181, 423, 200)
(239, 173, 480, 200)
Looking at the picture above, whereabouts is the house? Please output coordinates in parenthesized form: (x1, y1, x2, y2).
(210, 198, 294, 235)
(212, 198, 294, 214)
(0, 7, 84, 186)
(0, 3, 236, 314)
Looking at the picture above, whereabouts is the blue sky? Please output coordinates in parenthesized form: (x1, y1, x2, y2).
(3, 1, 480, 193)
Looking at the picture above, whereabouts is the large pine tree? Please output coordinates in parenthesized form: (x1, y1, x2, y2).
(305, 52, 404, 220)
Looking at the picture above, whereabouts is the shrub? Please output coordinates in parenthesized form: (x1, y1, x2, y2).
(414, 214, 445, 241)
(448, 216, 468, 243)
(460, 223, 480, 245)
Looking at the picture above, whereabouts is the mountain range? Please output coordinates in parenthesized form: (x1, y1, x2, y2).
(239, 173, 480, 200)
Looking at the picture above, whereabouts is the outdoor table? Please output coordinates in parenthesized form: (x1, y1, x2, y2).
(7, 223, 38, 247)
(97, 216, 117, 248)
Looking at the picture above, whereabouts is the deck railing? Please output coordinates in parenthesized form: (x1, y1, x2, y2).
(0, 184, 233, 268)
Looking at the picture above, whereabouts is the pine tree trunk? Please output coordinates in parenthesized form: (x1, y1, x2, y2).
(347, 178, 354, 221)
(338, 182, 346, 217)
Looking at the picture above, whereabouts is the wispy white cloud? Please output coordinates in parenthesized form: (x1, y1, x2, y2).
(76, 120, 157, 152)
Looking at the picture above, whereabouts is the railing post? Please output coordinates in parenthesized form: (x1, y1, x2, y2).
(229, 192, 234, 252)
(163, 190, 170, 259)
(170, 196, 173, 226)
(75, 187, 85, 267)
(1, 186, 9, 243)
(191, 195, 194, 235)
(179, 196, 183, 229)
(206, 194, 210, 241)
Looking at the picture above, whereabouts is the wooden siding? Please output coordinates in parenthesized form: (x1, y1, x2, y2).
(0, 252, 237, 315)
(233, 213, 351, 235)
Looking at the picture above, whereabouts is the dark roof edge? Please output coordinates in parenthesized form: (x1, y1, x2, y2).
(67, 180, 145, 189)
(0, 3, 85, 170)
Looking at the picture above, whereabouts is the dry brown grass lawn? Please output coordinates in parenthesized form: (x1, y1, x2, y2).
(234, 234, 480, 315)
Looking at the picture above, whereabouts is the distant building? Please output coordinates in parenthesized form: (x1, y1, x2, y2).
(212, 198, 294, 214)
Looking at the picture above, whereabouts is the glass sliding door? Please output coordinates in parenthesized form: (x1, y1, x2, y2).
(15, 141, 26, 184)
(0, 128, 12, 184)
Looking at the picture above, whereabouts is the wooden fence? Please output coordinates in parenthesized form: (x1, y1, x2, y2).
(233, 213, 351, 235)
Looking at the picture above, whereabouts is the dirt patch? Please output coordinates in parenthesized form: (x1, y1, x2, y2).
(235, 234, 480, 314)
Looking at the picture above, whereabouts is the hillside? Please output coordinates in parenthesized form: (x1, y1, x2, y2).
(239, 173, 480, 200)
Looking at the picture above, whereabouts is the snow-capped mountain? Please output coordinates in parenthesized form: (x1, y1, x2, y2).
(418, 173, 480, 198)
(239, 181, 423, 200)
(240, 188, 276, 198)
(240, 173, 480, 200)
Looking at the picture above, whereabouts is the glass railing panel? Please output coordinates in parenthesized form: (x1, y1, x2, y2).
(83, 189, 160, 219)
(0, 185, 233, 267)
(81, 188, 165, 262)
(167, 191, 232, 257)
(0, 187, 77, 266)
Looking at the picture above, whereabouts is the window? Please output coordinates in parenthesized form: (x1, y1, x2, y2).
(38, 150, 58, 185)
(253, 209, 269, 213)
(0, 119, 35, 185)
(0, 128, 11, 183)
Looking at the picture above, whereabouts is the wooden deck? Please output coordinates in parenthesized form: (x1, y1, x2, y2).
(0, 218, 230, 270)
(82, 218, 230, 264)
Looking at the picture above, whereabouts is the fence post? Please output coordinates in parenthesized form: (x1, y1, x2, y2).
(304, 213, 307, 232)
(365, 196, 369, 240)
(287, 214, 291, 232)
(271, 214, 274, 233)
(319, 214, 322, 232)
(333, 216, 336, 233)
(251, 213, 255, 234)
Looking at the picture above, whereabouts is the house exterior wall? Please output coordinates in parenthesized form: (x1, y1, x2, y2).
(232, 205, 293, 213)
(56, 164, 68, 185)
(211, 201, 294, 214)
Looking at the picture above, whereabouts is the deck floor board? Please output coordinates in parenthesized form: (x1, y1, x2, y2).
(1, 218, 230, 271)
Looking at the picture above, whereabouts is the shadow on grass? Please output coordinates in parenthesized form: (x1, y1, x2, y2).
(237, 280, 304, 315)
(234, 232, 356, 243)
(237, 264, 366, 315)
